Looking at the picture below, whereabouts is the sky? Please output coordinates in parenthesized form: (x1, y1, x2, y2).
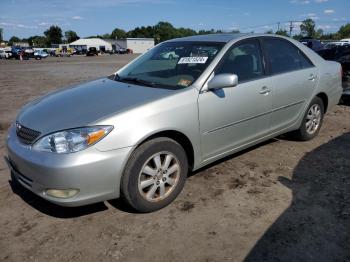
(0, 0, 349, 40)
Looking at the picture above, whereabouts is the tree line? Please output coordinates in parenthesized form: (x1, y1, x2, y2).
(3, 19, 350, 47)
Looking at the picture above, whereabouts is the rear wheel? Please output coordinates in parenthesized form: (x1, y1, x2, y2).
(121, 137, 188, 212)
(293, 97, 324, 141)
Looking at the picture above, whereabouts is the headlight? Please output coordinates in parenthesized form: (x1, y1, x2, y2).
(32, 126, 113, 153)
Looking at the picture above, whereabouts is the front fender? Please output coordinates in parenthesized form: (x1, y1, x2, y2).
(94, 87, 202, 168)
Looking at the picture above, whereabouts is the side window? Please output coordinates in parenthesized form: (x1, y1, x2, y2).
(216, 40, 264, 82)
(263, 38, 313, 75)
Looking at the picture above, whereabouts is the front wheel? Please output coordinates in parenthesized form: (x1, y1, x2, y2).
(121, 137, 188, 212)
(293, 97, 324, 141)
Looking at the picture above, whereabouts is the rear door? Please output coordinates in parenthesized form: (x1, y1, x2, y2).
(261, 37, 318, 132)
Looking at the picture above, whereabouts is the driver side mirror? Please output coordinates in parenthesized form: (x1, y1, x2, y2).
(207, 74, 238, 90)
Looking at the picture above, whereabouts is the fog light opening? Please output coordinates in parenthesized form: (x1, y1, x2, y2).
(45, 189, 79, 199)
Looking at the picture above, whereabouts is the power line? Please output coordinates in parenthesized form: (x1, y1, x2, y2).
(239, 19, 350, 33)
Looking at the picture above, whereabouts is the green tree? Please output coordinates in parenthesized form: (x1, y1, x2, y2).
(314, 28, 324, 39)
(338, 23, 350, 39)
(154, 21, 178, 43)
(44, 25, 63, 45)
(65, 30, 79, 43)
(293, 34, 303, 40)
(28, 35, 47, 47)
(127, 26, 154, 38)
(300, 19, 316, 38)
(111, 28, 127, 39)
(8, 36, 21, 46)
(265, 30, 273, 34)
(275, 29, 289, 37)
(319, 32, 340, 40)
(0, 28, 3, 42)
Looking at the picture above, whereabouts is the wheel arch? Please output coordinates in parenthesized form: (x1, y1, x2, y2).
(134, 130, 195, 171)
(316, 92, 328, 113)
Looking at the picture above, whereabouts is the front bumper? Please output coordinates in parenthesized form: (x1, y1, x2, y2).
(6, 125, 132, 207)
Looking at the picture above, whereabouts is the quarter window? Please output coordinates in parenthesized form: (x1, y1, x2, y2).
(263, 38, 313, 75)
(216, 40, 264, 82)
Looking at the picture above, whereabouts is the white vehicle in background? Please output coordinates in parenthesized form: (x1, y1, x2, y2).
(34, 50, 49, 60)
(160, 51, 179, 60)
(0, 48, 12, 59)
(341, 38, 350, 43)
(323, 41, 350, 49)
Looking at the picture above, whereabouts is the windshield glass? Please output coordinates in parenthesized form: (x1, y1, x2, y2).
(116, 41, 225, 89)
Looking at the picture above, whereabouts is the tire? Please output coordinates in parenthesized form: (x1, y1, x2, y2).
(293, 96, 324, 141)
(121, 137, 188, 212)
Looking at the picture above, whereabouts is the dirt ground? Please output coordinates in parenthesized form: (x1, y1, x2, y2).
(0, 55, 349, 262)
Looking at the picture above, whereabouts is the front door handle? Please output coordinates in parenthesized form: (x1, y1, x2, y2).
(308, 74, 317, 81)
(259, 86, 271, 95)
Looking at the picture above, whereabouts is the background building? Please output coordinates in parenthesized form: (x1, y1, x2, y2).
(69, 38, 113, 52)
(69, 37, 154, 53)
(113, 38, 154, 53)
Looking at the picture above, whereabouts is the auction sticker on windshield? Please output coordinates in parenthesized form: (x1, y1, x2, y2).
(178, 57, 208, 64)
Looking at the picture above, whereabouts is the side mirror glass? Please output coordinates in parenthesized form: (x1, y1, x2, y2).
(207, 74, 238, 90)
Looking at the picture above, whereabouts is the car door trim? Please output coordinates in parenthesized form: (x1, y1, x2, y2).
(203, 99, 304, 134)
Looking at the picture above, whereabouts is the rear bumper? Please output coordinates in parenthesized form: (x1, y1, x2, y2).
(6, 125, 132, 207)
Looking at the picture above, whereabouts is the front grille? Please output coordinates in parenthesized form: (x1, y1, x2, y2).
(16, 123, 41, 145)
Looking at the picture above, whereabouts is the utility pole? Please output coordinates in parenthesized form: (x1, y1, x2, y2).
(289, 21, 294, 37)
(277, 22, 280, 32)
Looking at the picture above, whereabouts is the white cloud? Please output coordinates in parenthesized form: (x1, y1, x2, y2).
(0, 22, 37, 29)
(229, 24, 240, 31)
(38, 22, 50, 26)
(290, 0, 310, 5)
(72, 16, 83, 20)
(318, 24, 333, 30)
(301, 13, 319, 20)
(324, 9, 335, 14)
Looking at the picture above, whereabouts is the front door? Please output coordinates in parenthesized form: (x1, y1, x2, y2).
(198, 39, 273, 161)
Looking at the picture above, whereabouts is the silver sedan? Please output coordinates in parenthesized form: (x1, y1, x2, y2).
(6, 34, 342, 212)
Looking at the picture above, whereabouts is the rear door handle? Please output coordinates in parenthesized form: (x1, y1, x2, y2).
(259, 86, 271, 95)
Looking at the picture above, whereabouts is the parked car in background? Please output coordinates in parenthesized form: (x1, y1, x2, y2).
(10, 47, 33, 60)
(0, 49, 12, 59)
(160, 51, 179, 60)
(317, 45, 350, 79)
(6, 34, 342, 212)
(86, 47, 99, 56)
(116, 48, 133, 54)
(300, 38, 324, 51)
(116, 48, 128, 54)
(24, 48, 35, 59)
(34, 50, 49, 60)
(47, 49, 56, 56)
(323, 41, 349, 49)
(74, 48, 86, 55)
(55, 48, 73, 57)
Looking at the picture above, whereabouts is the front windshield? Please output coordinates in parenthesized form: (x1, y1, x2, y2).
(116, 41, 225, 89)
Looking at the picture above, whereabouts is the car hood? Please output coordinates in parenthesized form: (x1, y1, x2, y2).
(17, 78, 175, 134)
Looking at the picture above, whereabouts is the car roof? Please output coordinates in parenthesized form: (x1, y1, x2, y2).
(167, 33, 252, 43)
(165, 33, 298, 44)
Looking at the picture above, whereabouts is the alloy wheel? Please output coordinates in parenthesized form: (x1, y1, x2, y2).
(306, 104, 322, 135)
(138, 151, 180, 202)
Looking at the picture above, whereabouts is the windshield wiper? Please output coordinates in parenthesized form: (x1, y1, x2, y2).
(116, 75, 156, 87)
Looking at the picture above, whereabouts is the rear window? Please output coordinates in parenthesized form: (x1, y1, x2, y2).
(263, 38, 314, 75)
